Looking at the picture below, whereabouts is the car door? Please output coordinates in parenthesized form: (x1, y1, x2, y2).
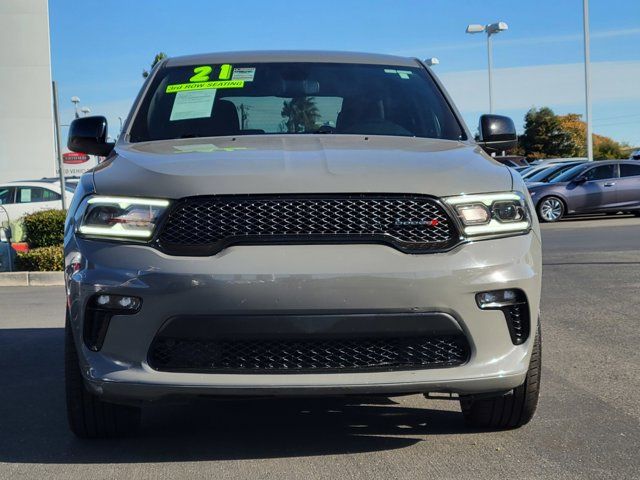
(569, 164, 618, 213)
(14, 186, 62, 219)
(616, 162, 640, 209)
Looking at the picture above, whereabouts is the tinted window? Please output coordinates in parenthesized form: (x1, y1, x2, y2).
(584, 165, 616, 181)
(17, 187, 61, 203)
(527, 163, 581, 183)
(0, 187, 15, 205)
(620, 164, 640, 177)
(130, 62, 466, 142)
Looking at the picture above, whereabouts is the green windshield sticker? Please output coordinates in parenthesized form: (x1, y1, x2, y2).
(189, 66, 212, 82)
(166, 80, 245, 93)
(218, 64, 232, 80)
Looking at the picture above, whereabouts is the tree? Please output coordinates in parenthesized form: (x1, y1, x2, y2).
(281, 97, 320, 133)
(594, 137, 626, 159)
(519, 107, 579, 160)
(142, 52, 168, 79)
(558, 113, 628, 159)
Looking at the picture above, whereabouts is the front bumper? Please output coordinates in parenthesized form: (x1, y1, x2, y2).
(65, 233, 541, 402)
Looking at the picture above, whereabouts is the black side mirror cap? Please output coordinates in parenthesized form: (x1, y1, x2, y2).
(574, 175, 587, 183)
(68, 116, 115, 156)
(478, 114, 518, 154)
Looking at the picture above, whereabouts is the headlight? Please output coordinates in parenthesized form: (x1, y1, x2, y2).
(444, 192, 531, 237)
(78, 196, 170, 240)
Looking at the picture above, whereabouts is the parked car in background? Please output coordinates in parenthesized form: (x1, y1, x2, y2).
(524, 161, 586, 185)
(528, 160, 640, 221)
(629, 150, 640, 160)
(521, 165, 553, 180)
(493, 155, 529, 167)
(529, 157, 588, 166)
(0, 179, 74, 221)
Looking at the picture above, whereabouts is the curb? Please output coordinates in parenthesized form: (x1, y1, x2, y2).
(0, 271, 64, 287)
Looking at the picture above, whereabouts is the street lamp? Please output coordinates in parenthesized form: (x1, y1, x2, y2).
(466, 21, 509, 113)
(80, 107, 91, 117)
(71, 96, 80, 119)
(582, 0, 593, 161)
(424, 57, 440, 67)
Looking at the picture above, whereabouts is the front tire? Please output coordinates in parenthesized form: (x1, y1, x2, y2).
(537, 196, 565, 222)
(460, 326, 541, 430)
(65, 312, 141, 438)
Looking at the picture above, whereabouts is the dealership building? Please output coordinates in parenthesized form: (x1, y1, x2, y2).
(0, 0, 57, 184)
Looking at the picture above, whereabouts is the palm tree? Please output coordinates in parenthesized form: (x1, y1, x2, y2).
(281, 97, 320, 133)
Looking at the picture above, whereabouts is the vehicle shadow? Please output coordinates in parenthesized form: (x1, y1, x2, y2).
(0, 327, 478, 464)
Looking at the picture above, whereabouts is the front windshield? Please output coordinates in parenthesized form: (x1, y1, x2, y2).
(129, 62, 466, 142)
(549, 164, 587, 183)
(527, 163, 580, 183)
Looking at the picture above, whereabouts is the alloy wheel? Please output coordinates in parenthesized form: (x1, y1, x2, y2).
(540, 198, 563, 222)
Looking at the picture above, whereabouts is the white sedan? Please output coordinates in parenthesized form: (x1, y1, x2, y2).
(0, 179, 75, 223)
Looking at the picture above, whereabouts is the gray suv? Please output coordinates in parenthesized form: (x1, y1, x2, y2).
(64, 51, 542, 438)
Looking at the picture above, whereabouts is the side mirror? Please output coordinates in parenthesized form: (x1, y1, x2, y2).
(573, 175, 587, 184)
(68, 116, 115, 156)
(478, 114, 517, 154)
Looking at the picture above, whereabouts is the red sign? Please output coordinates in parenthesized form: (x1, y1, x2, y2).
(62, 152, 90, 164)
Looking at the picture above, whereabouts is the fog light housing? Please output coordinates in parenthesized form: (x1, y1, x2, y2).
(476, 289, 530, 345)
(83, 294, 142, 351)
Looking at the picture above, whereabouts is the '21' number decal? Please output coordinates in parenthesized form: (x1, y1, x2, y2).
(189, 66, 212, 82)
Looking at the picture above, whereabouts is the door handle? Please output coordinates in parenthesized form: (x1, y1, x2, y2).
(604, 182, 616, 187)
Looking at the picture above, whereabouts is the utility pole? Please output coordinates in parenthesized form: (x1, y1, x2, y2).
(52, 81, 68, 211)
(583, 0, 594, 161)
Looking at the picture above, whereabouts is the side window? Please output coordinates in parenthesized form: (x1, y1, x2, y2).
(17, 187, 52, 203)
(584, 165, 615, 181)
(0, 187, 15, 205)
(620, 164, 640, 177)
(42, 189, 61, 201)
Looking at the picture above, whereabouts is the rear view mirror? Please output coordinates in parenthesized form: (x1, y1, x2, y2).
(478, 114, 518, 154)
(68, 116, 115, 156)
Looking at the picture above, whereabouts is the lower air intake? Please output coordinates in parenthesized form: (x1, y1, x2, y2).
(148, 335, 470, 373)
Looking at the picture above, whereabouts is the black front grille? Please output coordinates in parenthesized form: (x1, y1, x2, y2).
(158, 194, 458, 255)
(148, 335, 470, 373)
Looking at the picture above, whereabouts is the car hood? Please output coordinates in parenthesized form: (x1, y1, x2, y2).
(525, 181, 547, 188)
(92, 135, 513, 198)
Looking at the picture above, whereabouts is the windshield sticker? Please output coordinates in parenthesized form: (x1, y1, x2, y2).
(232, 67, 256, 82)
(166, 80, 244, 93)
(189, 66, 212, 82)
(173, 144, 250, 153)
(218, 64, 232, 80)
(384, 68, 412, 79)
(169, 89, 216, 121)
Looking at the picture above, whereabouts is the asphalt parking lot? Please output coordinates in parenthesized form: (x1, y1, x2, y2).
(1, 215, 639, 479)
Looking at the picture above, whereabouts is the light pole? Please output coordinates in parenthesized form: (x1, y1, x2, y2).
(582, 0, 593, 161)
(71, 96, 80, 119)
(466, 21, 508, 113)
(80, 107, 91, 117)
(424, 57, 440, 67)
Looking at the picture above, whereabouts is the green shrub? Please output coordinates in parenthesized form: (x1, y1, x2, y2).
(16, 245, 64, 271)
(22, 209, 66, 248)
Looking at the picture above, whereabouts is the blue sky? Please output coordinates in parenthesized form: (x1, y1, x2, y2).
(49, 0, 640, 147)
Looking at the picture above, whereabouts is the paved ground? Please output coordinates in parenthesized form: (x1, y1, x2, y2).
(1, 215, 639, 479)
